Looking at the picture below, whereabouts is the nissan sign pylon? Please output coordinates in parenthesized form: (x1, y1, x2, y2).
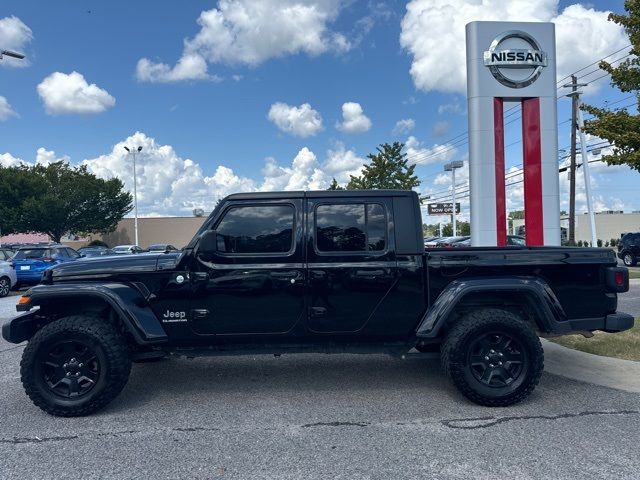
(466, 22, 560, 246)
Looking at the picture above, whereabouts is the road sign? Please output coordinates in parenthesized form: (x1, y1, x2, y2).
(427, 203, 460, 215)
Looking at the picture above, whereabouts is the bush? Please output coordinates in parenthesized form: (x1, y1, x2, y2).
(597, 239, 603, 247)
(88, 239, 109, 248)
(577, 240, 584, 247)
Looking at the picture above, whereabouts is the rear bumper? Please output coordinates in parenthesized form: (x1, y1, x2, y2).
(15, 271, 44, 284)
(568, 312, 634, 333)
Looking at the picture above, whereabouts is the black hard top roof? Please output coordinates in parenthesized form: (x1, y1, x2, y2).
(225, 190, 417, 201)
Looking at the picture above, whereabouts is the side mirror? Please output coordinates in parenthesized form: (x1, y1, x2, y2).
(199, 230, 218, 254)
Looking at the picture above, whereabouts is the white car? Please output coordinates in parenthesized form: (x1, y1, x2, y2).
(0, 260, 17, 297)
(112, 245, 146, 255)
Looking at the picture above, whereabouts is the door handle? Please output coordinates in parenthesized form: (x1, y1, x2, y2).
(271, 271, 299, 280)
(310, 307, 327, 317)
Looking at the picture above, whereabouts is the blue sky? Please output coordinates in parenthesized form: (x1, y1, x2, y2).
(1, 0, 637, 220)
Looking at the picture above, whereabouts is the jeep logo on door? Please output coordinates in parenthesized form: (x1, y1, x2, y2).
(483, 30, 548, 89)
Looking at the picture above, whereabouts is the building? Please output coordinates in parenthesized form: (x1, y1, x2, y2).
(512, 212, 640, 244)
(97, 216, 206, 249)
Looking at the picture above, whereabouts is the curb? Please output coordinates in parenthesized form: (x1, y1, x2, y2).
(542, 338, 640, 393)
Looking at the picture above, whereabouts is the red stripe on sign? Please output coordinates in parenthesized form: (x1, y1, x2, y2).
(494, 98, 507, 247)
(522, 98, 544, 246)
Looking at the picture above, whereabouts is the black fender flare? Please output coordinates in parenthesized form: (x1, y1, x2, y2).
(2, 282, 167, 345)
(416, 276, 569, 338)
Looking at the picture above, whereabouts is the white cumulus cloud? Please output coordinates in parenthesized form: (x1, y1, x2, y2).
(136, 54, 220, 83)
(0, 96, 17, 120)
(268, 102, 323, 137)
(0, 16, 32, 67)
(37, 71, 116, 115)
(406, 136, 457, 165)
(136, 0, 348, 82)
(336, 102, 372, 133)
(392, 118, 415, 135)
(400, 0, 629, 93)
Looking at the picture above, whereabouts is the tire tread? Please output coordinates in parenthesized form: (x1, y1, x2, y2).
(20, 315, 131, 417)
(441, 308, 544, 407)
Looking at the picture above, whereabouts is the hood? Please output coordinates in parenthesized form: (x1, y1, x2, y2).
(47, 252, 181, 281)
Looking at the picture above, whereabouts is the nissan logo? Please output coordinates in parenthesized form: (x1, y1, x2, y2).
(483, 30, 548, 89)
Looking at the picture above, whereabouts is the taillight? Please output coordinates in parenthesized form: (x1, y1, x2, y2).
(606, 267, 629, 293)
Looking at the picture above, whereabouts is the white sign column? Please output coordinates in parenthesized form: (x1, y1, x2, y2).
(466, 21, 560, 246)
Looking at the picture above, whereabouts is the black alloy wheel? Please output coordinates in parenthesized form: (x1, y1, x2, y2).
(0, 277, 10, 297)
(40, 339, 101, 398)
(467, 331, 526, 388)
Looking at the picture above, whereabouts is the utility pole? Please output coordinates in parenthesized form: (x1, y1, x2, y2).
(563, 79, 597, 247)
(124, 146, 143, 247)
(568, 75, 578, 246)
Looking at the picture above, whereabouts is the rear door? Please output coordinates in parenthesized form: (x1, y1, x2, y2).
(306, 197, 397, 333)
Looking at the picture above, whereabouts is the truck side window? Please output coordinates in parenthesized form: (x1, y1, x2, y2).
(216, 205, 294, 254)
(316, 203, 386, 253)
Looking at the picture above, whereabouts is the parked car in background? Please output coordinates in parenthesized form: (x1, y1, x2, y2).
(0, 259, 17, 297)
(78, 246, 114, 257)
(147, 243, 180, 253)
(0, 247, 15, 261)
(435, 236, 469, 248)
(423, 237, 440, 248)
(112, 245, 146, 255)
(618, 232, 640, 266)
(453, 235, 526, 247)
(12, 245, 81, 287)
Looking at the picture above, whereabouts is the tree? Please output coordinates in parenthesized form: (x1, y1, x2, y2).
(583, 1, 640, 172)
(327, 178, 344, 190)
(345, 142, 420, 190)
(508, 210, 525, 220)
(0, 161, 132, 243)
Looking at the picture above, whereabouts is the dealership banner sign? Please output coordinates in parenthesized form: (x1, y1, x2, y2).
(428, 203, 461, 215)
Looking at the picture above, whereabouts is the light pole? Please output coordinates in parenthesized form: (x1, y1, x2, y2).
(124, 146, 143, 246)
(0, 49, 25, 61)
(444, 160, 464, 236)
(0, 49, 24, 246)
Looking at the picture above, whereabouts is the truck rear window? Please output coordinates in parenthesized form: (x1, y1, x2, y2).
(316, 203, 386, 253)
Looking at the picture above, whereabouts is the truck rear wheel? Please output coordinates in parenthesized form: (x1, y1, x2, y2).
(441, 308, 543, 407)
(20, 316, 132, 417)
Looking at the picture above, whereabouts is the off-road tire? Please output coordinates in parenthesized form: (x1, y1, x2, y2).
(0, 276, 10, 297)
(441, 308, 543, 407)
(622, 251, 637, 267)
(20, 316, 132, 417)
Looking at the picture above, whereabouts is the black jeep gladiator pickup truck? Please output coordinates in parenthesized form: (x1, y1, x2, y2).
(2, 190, 634, 416)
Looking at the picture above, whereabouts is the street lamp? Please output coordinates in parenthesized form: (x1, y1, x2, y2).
(444, 160, 464, 236)
(124, 146, 143, 246)
(0, 49, 25, 60)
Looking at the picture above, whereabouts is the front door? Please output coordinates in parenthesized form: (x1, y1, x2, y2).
(190, 200, 305, 335)
(306, 197, 397, 334)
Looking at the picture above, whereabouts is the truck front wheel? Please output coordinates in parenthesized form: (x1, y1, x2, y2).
(441, 308, 543, 407)
(20, 315, 132, 417)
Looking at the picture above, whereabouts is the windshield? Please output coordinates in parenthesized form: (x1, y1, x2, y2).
(14, 249, 51, 260)
(113, 247, 131, 252)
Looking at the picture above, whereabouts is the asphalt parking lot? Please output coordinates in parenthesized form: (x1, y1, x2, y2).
(1, 289, 639, 480)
